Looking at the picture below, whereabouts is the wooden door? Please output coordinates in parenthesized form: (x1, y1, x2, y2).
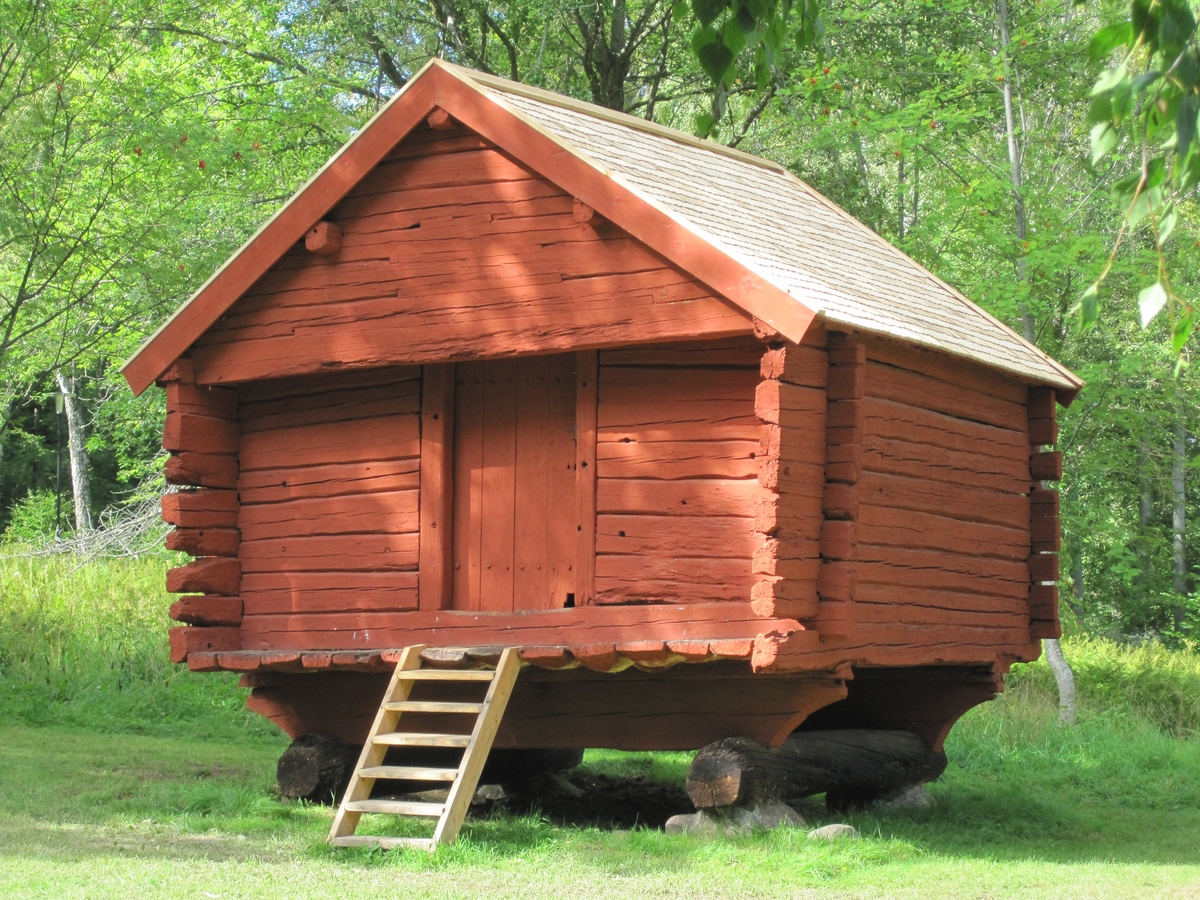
(450, 355, 578, 611)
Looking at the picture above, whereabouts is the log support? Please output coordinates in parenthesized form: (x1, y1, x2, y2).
(686, 729, 947, 811)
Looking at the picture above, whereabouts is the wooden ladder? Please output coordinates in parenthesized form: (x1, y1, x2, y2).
(328, 644, 521, 851)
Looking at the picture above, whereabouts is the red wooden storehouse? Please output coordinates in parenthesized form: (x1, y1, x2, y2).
(123, 60, 1081, 755)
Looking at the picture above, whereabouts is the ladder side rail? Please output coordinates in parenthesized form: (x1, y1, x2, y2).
(433, 647, 522, 846)
(328, 644, 426, 841)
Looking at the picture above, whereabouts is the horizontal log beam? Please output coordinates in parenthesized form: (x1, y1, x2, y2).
(169, 595, 244, 626)
(167, 557, 241, 595)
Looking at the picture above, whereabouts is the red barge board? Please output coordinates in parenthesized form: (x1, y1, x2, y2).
(125, 60, 1081, 753)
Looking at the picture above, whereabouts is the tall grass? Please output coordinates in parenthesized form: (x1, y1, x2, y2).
(1007, 635, 1200, 736)
(0, 553, 278, 742)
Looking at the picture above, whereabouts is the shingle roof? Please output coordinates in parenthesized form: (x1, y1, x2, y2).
(454, 67, 1078, 392)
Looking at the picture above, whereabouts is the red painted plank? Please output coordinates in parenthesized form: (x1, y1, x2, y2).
(480, 359, 518, 612)
(600, 337, 762, 368)
(165, 382, 238, 417)
(238, 491, 419, 540)
(419, 364, 455, 611)
(595, 514, 756, 557)
(241, 571, 419, 615)
(597, 439, 759, 480)
(239, 417, 420, 471)
(576, 350, 599, 606)
(452, 361, 485, 610)
(866, 361, 1028, 432)
(596, 478, 759, 517)
(239, 380, 420, 433)
(239, 533, 420, 572)
(599, 367, 759, 404)
(238, 461, 419, 505)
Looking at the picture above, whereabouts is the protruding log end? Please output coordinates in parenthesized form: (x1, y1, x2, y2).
(753, 317, 782, 342)
(305, 220, 342, 255)
(572, 197, 595, 223)
(426, 106, 456, 130)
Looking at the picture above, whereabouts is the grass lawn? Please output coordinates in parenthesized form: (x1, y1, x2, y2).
(2, 556, 1200, 897)
(2, 704, 1199, 900)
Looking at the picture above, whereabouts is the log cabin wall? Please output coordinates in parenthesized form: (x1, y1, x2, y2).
(160, 360, 242, 661)
(233, 367, 423, 650)
(186, 124, 752, 386)
(593, 338, 765, 604)
(851, 339, 1037, 655)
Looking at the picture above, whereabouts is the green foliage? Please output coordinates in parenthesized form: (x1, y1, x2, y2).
(1084, 0, 1200, 345)
(0, 554, 276, 741)
(2, 490, 60, 542)
(1009, 635, 1200, 736)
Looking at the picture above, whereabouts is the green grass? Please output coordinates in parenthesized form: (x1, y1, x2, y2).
(0, 553, 277, 742)
(2, 555, 1200, 897)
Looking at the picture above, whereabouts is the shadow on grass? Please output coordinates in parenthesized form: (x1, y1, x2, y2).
(3, 719, 1200, 873)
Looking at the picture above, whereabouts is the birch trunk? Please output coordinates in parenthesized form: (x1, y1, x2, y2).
(997, 0, 1034, 340)
(55, 371, 92, 532)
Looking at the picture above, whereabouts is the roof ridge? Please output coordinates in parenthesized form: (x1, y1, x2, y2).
(435, 60, 786, 175)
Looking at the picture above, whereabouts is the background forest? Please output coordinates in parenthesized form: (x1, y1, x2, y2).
(3, 0, 1198, 642)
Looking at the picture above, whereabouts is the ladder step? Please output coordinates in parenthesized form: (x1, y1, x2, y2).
(344, 799, 445, 817)
(383, 700, 484, 714)
(359, 765, 459, 782)
(396, 669, 495, 681)
(331, 835, 435, 851)
(372, 732, 471, 748)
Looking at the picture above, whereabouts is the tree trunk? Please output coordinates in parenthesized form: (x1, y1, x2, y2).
(1044, 637, 1076, 725)
(55, 371, 92, 532)
(1172, 399, 1189, 629)
(686, 730, 946, 812)
(997, 0, 1034, 339)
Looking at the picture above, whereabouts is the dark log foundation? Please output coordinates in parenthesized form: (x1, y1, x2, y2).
(277, 733, 360, 803)
(276, 732, 583, 804)
(686, 729, 946, 811)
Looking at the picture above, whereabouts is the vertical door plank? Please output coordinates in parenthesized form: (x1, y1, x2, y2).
(480, 360, 518, 611)
(550, 353, 579, 607)
(419, 364, 455, 611)
(575, 350, 598, 605)
(514, 356, 552, 609)
(452, 363, 485, 610)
